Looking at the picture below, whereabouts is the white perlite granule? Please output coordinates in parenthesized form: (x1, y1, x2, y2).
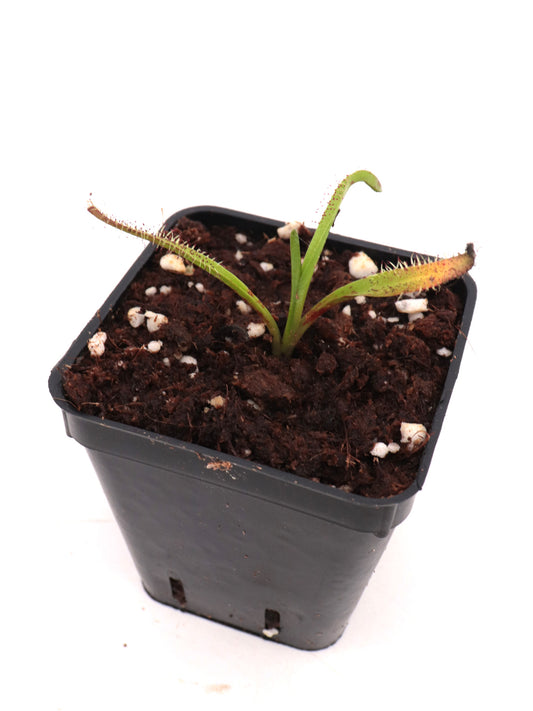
(179, 355, 199, 377)
(247, 322, 266, 338)
(160, 253, 194, 275)
(145, 311, 168, 333)
(236, 300, 252, 314)
(262, 628, 279, 638)
(277, 220, 303, 240)
(400, 422, 428, 451)
(160, 253, 187, 273)
(370, 441, 401, 458)
(127, 306, 145, 328)
(87, 331, 107, 357)
(348, 252, 378, 279)
(370, 442, 389, 459)
(395, 298, 428, 314)
(146, 340, 163, 353)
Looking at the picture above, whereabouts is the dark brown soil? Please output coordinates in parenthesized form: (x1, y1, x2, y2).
(62, 217, 465, 497)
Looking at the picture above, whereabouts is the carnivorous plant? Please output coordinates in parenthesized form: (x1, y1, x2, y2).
(88, 171, 475, 357)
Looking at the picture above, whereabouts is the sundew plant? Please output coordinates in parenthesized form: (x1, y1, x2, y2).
(88, 171, 475, 357)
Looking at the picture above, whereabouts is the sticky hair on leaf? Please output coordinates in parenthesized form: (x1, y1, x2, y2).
(88, 172, 475, 358)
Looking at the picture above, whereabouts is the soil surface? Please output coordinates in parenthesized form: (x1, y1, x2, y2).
(62, 217, 465, 497)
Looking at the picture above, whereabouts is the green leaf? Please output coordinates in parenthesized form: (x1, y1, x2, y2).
(87, 202, 282, 354)
(284, 245, 475, 355)
(280, 170, 382, 355)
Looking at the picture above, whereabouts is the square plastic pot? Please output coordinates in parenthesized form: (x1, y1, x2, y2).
(49, 206, 476, 650)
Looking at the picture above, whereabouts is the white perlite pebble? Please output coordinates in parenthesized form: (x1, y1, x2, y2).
(395, 298, 428, 314)
(260, 262, 274, 272)
(355, 295, 366, 305)
(180, 355, 199, 377)
(145, 286, 157, 296)
(277, 221, 303, 240)
(87, 331, 107, 357)
(146, 340, 163, 353)
(208, 395, 226, 409)
(195, 283, 205, 293)
(247, 322, 266, 338)
(262, 628, 279, 638)
(236, 299, 252, 314)
(159, 285, 172, 295)
(127, 306, 145, 328)
(400, 422, 428, 451)
(235, 232, 248, 245)
(160, 253, 187, 273)
(349, 252, 379, 279)
(370, 441, 401, 458)
(437, 347, 452, 357)
(145, 311, 169, 333)
(180, 355, 198, 367)
(370, 442, 389, 459)
(341, 304, 351, 317)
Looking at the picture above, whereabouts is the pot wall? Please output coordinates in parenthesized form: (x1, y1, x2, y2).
(87, 447, 393, 649)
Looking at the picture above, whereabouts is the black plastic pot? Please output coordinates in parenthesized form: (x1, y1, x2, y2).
(49, 207, 476, 650)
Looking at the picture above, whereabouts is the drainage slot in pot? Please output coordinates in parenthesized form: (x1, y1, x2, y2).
(169, 577, 187, 607)
(263, 609, 280, 638)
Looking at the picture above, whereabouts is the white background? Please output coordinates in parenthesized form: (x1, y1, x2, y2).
(2, 1, 532, 709)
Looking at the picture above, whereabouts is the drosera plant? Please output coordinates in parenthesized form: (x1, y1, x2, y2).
(88, 170, 475, 358)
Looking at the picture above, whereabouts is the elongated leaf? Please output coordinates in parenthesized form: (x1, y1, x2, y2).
(88, 203, 282, 353)
(281, 170, 381, 353)
(283, 244, 475, 355)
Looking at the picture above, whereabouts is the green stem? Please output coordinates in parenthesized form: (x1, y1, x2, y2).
(280, 170, 382, 355)
(283, 228, 302, 346)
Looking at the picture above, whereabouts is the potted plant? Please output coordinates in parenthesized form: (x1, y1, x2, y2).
(49, 171, 476, 650)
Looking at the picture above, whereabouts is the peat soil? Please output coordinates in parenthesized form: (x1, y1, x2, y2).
(62, 217, 465, 497)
